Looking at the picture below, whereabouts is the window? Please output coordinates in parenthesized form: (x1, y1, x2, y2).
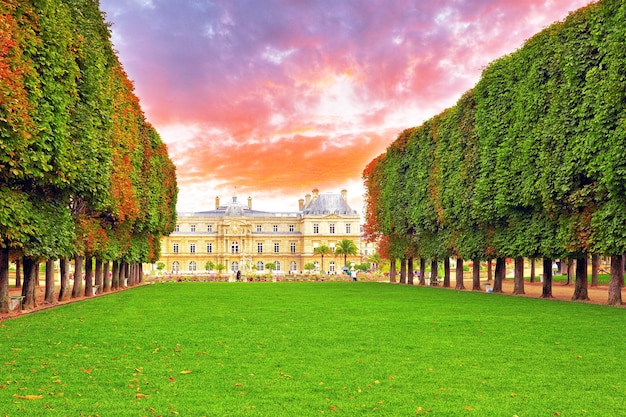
(172, 261, 179, 272)
(346, 224, 351, 234)
(289, 224, 295, 232)
(173, 243, 179, 253)
(314, 261, 319, 271)
(290, 242, 296, 253)
(190, 224, 196, 232)
(231, 261, 239, 272)
(188, 261, 196, 271)
(257, 243, 263, 253)
(274, 243, 280, 253)
(190, 243, 196, 254)
(313, 224, 319, 234)
(256, 225, 262, 232)
(257, 261, 264, 271)
(273, 225, 278, 232)
(290, 261, 297, 272)
(206, 243, 213, 253)
(207, 224, 213, 232)
(275, 261, 281, 271)
(231, 241, 239, 254)
(174, 225, 180, 232)
(329, 261, 336, 273)
(329, 224, 335, 234)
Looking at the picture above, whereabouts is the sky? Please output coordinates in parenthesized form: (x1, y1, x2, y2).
(99, 0, 595, 215)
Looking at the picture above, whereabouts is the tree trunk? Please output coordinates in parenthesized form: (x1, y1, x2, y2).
(472, 258, 481, 291)
(607, 255, 623, 306)
(493, 257, 505, 293)
(103, 260, 111, 293)
(128, 263, 134, 287)
(71, 254, 83, 298)
(112, 260, 120, 290)
(419, 258, 426, 286)
(487, 259, 493, 281)
(513, 256, 525, 295)
(443, 257, 450, 288)
(138, 263, 143, 284)
(530, 258, 536, 283)
(572, 255, 589, 301)
(591, 254, 600, 287)
(0, 247, 9, 313)
(566, 258, 574, 285)
(407, 257, 414, 285)
(94, 257, 103, 294)
(399, 258, 407, 284)
(455, 258, 465, 290)
(84, 254, 93, 297)
(21, 257, 37, 309)
(58, 258, 71, 301)
(44, 259, 56, 304)
(119, 261, 127, 287)
(430, 258, 438, 285)
(541, 257, 553, 298)
(15, 258, 21, 288)
(388, 258, 396, 283)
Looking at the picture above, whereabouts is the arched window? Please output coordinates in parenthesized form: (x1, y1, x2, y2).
(231, 241, 239, 254)
(188, 261, 196, 272)
(172, 261, 179, 272)
(290, 261, 297, 272)
(314, 261, 319, 271)
(329, 261, 336, 273)
(231, 261, 239, 272)
(275, 261, 281, 271)
(256, 261, 264, 271)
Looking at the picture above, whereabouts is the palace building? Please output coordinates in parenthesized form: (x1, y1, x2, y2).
(158, 189, 362, 275)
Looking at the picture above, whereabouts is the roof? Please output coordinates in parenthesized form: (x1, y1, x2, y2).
(177, 192, 358, 218)
(301, 193, 357, 215)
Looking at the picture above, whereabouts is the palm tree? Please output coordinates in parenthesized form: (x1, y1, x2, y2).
(313, 245, 333, 273)
(334, 239, 359, 267)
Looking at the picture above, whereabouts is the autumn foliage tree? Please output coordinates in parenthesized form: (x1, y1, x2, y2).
(0, 0, 177, 312)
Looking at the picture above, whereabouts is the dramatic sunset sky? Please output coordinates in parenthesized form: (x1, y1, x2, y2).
(100, 0, 594, 214)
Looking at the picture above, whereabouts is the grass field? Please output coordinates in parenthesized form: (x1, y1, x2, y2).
(1, 282, 625, 416)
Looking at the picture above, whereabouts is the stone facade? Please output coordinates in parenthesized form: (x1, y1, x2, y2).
(158, 189, 362, 275)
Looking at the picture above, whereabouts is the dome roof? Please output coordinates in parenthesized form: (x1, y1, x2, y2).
(301, 193, 357, 215)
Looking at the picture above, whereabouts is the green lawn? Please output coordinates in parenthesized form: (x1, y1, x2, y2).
(1, 282, 625, 416)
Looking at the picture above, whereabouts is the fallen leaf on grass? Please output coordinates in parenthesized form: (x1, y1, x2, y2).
(179, 370, 192, 374)
(136, 393, 148, 399)
(14, 394, 43, 400)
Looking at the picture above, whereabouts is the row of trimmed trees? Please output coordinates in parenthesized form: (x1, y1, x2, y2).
(363, 0, 626, 305)
(0, 0, 178, 312)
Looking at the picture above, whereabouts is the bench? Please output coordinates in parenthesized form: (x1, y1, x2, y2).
(9, 296, 24, 311)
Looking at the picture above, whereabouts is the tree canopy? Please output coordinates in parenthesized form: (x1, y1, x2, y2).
(363, 0, 626, 265)
(0, 0, 178, 311)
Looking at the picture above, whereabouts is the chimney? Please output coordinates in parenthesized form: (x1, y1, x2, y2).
(248, 196, 252, 210)
(341, 189, 347, 201)
(299, 198, 304, 211)
(305, 193, 311, 206)
(312, 188, 319, 202)
(215, 196, 220, 210)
